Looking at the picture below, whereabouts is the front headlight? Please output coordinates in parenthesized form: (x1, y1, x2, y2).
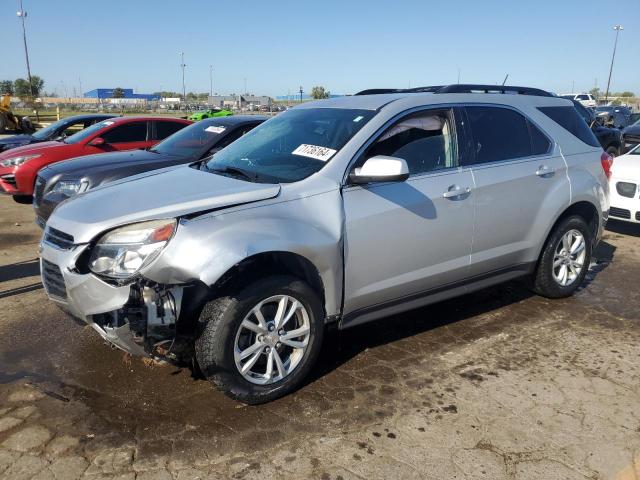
(89, 219, 177, 279)
(51, 179, 89, 197)
(0, 154, 41, 167)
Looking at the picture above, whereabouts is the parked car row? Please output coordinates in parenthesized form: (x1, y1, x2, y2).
(33, 116, 266, 225)
(0, 117, 192, 202)
(11, 83, 609, 404)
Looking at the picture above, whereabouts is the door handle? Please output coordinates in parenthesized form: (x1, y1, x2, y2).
(442, 185, 471, 199)
(535, 165, 554, 177)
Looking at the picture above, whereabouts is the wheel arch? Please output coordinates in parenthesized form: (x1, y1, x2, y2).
(209, 251, 326, 317)
(538, 200, 600, 260)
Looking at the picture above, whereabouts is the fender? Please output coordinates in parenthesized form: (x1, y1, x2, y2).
(144, 189, 345, 317)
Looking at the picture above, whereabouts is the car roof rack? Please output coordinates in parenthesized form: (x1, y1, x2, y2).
(355, 84, 554, 97)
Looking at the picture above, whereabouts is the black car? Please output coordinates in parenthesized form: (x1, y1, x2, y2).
(34, 116, 266, 225)
(0, 114, 117, 153)
(571, 100, 623, 156)
(622, 119, 640, 153)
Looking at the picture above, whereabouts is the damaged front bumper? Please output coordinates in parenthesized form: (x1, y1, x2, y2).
(39, 240, 187, 358)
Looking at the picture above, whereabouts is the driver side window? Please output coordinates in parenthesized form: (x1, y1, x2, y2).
(364, 109, 457, 175)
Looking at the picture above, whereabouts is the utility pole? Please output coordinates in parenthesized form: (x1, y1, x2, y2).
(604, 25, 623, 103)
(299, 86, 303, 103)
(244, 77, 247, 95)
(457, 68, 460, 84)
(180, 52, 186, 102)
(17, 0, 38, 120)
(79, 77, 83, 98)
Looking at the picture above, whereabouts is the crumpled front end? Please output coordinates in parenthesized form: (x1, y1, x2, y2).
(39, 229, 191, 360)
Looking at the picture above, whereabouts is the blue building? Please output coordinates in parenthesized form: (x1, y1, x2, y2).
(84, 88, 160, 101)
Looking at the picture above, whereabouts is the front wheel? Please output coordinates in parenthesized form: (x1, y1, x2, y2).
(195, 275, 324, 404)
(13, 194, 33, 204)
(532, 215, 592, 298)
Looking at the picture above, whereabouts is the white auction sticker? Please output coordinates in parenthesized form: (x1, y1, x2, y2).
(292, 144, 337, 162)
(205, 126, 226, 134)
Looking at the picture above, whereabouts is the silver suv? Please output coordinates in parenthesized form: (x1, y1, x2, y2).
(40, 85, 610, 404)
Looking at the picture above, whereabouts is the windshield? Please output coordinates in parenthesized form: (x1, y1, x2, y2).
(150, 121, 228, 157)
(203, 108, 375, 183)
(31, 118, 74, 140)
(64, 120, 116, 144)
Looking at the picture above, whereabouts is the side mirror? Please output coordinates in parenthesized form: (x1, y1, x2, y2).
(88, 137, 106, 147)
(349, 155, 410, 184)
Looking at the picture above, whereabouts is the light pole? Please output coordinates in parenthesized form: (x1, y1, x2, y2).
(17, 0, 38, 120)
(604, 25, 623, 104)
(299, 86, 303, 103)
(209, 65, 213, 100)
(180, 52, 186, 102)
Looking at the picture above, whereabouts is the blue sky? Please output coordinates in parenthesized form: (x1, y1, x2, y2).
(2, 0, 638, 97)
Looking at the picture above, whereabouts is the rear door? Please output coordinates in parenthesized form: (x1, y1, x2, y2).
(100, 121, 150, 151)
(342, 107, 475, 316)
(463, 105, 568, 275)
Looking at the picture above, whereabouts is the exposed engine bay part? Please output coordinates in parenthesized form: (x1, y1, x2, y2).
(91, 282, 185, 360)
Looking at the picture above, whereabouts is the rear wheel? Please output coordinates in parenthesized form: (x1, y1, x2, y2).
(532, 215, 592, 298)
(195, 275, 324, 404)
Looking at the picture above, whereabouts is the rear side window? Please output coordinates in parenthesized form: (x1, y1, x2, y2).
(537, 106, 600, 147)
(464, 106, 550, 165)
(102, 122, 148, 143)
(156, 121, 187, 140)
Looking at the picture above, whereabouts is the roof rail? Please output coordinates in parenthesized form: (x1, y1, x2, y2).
(355, 84, 553, 97)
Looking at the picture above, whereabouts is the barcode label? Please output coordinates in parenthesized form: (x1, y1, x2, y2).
(292, 144, 337, 162)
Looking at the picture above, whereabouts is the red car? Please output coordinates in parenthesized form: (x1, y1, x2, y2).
(0, 116, 192, 202)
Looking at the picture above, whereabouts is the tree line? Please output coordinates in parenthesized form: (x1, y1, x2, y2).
(0, 76, 45, 99)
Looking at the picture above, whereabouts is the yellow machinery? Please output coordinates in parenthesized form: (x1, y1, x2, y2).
(0, 94, 33, 134)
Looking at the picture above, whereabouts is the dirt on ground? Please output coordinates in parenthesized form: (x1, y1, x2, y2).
(0, 194, 639, 480)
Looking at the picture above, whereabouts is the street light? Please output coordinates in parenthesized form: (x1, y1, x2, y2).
(17, 0, 38, 120)
(604, 25, 623, 104)
(180, 52, 186, 102)
(209, 65, 213, 100)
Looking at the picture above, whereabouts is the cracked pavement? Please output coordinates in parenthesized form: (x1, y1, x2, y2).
(1, 195, 639, 479)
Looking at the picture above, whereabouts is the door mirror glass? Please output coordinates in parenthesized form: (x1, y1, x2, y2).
(350, 155, 409, 184)
(88, 137, 106, 147)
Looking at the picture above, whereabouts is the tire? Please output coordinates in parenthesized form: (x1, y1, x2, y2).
(13, 194, 33, 205)
(605, 145, 620, 157)
(195, 275, 324, 404)
(532, 215, 592, 298)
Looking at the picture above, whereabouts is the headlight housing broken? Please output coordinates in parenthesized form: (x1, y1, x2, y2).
(89, 219, 176, 279)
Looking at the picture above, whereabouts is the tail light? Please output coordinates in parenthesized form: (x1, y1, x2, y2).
(601, 151, 613, 179)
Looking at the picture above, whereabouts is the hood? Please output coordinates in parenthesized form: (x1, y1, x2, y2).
(610, 153, 640, 181)
(0, 140, 62, 159)
(47, 165, 281, 243)
(0, 134, 35, 148)
(623, 124, 640, 136)
(40, 149, 175, 178)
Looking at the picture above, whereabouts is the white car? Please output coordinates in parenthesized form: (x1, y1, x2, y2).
(609, 145, 640, 224)
(560, 93, 597, 108)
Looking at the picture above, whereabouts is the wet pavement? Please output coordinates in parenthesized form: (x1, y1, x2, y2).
(1, 194, 639, 479)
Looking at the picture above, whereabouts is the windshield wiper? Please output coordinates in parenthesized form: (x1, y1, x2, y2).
(208, 166, 257, 182)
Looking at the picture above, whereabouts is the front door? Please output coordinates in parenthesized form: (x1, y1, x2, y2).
(342, 107, 475, 317)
